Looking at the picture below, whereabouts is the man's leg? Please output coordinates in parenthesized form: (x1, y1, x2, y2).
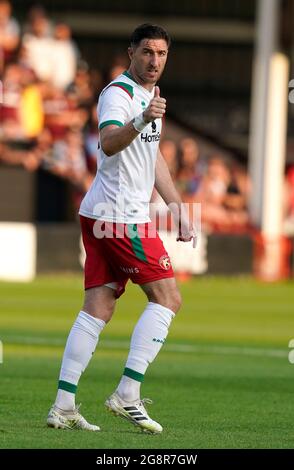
(47, 285, 116, 431)
(117, 277, 181, 399)
(105, 277, 181, 433)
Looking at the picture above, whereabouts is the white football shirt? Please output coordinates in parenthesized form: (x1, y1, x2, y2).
(79, 71, 162, 223)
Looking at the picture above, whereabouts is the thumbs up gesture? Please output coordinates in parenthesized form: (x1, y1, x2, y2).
(143, 86, 166, 123)
(154, 85, 160, 98)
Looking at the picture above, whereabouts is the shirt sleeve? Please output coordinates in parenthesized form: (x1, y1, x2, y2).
(98, 85, 133, 130)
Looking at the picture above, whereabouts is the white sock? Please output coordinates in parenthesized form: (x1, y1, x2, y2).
(116, 375, 141, 402)
(117, 302, 175, 402)
(55, 310, 105, 411)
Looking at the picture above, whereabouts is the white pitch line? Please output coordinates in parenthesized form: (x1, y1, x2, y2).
(2, 335, 288, 359)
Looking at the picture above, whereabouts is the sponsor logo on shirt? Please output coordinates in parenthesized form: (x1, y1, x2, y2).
(141, 132, 161, 143)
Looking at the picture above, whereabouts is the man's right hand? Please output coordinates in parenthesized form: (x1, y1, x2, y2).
(176, 229, 197, 249)
(143, 86, 166, 123)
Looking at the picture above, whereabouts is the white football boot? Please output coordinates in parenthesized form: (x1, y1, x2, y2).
(47, 404, 100, 431)
(105, 392, 163, 434)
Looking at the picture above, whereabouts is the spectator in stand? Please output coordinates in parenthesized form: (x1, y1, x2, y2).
(108, 54, 129, 81)
(160, 139, 178, 180)
(43, 87, 88, 142)
(47, 128, 93, 204)
(50, 130, 86, 179)
(0, 5, 96, 200)
(67, 60, 93, 106)
(23, 5, 52, 35)
(26, 127, 53, 172)
(0, 142, 37, 168)
(19, 67, 44, 139)
(196, 156, 232, 231)
(89, 68, 104, 101)
(21, 8, 55, 83)
(0, 0, 20, 72)
(84, 103, 99, 174)
(52, 23, 79, 90)
(0, 124, 50, 172)
(197, 156, 249, 232)
(223, 163, 250, 229)
(1, 63, 24, 140)
(224, 163, 249, 212)
(177, 137, 203, 203)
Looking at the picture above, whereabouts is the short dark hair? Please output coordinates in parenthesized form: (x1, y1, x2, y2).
(130, 23, 171, 48)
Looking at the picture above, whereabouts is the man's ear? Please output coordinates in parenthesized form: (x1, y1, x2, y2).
(128, 47, 133, 60)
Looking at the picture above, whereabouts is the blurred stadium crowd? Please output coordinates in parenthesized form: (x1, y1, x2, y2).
(1, 0, 294, 234)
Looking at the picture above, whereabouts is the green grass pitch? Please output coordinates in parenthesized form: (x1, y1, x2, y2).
(0, 275, 294, 449)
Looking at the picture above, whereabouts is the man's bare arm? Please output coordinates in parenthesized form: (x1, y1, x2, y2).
(154, 149, 182, 206)
(155, 149, 196, 245)
(100, 86, 166, 156)
(100, 121, 141, 156)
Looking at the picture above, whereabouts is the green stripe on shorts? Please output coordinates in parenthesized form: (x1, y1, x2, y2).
(127, 224, 148, 262)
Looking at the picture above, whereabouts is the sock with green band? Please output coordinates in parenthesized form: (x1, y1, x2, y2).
(55, 310, 105, 411)
(116, 302, 175, 402)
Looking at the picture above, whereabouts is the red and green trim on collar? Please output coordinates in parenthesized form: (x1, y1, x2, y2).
(99, 73, 136, 129)
(122, 70, 138, 84)
(106, 81, 134, 99)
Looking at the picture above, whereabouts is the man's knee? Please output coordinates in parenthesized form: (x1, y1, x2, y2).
(167, 289, 182, 313)
(82, 285, 116, 322)
(141, 278, 182, 313)
(144, 283, 182, 313)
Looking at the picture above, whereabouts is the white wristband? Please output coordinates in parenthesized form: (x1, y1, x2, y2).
(132, 112, 148, 132)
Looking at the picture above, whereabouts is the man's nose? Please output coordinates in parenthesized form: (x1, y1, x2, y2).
(150, 54, 159, 67)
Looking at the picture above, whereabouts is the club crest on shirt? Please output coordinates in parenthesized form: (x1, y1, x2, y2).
(159, 254, 171, 270)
